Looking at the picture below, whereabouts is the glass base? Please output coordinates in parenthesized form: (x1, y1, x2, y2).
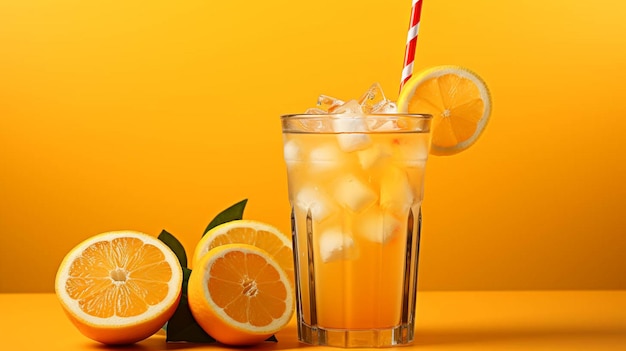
(297, 320, 415, 348)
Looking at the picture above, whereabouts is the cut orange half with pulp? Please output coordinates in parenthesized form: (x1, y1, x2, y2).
(397, 65, 492, 155)
(192, 220, 294, 286)
(187, 243, 294, 346)
(55, 231, 183, 345)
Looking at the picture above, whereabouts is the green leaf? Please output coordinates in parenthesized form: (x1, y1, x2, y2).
(158, 229, 188, 268)
(166, 295, 277, 343)
(181, 267, 191, 297)
(166, 298, 216, 343)
(203, 199, 248, 236)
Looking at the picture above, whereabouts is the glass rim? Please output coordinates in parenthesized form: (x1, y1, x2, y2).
(280, 113, 432, 120)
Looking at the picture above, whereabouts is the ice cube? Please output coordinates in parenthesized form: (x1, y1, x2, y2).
(358, 83, 388, 113)
(332, 116, 369, 135)
(357, 144, 390, 170)
(318, 227, 356, 263)
(412, 139, 430, 161)
(380, 166, 414, 212)
(296, 114, 332, 132)
(333, 99, 362, 116)
(337, 131, 371, 152)
(355, 208, 402, 244)
(391, 136, 429, 164)
(318, 95, 345, 112)
(371, 101, 397, 113)
(296, 108, 333, 132)
(308, 143, 345, 172)
(333, 174, 378, 213)
(304, 107, 327, 114)
(357, 82, 398, 120)
(331, 100, 372, 152)
(366, 117, 397, 132)
(295, 186, 337, 222)
(283, 139, 301, 163)
(365, 106, 400, 132)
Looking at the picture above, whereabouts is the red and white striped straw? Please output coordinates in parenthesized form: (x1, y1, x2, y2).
(400, 0, 424, 91)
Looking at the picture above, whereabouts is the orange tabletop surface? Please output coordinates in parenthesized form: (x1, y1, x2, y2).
(1, 291, 625, 350)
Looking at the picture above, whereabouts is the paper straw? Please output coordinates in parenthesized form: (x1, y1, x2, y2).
(400, 0, 423, 91)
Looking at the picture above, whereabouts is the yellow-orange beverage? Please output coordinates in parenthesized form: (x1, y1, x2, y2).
(281, 112, 431, 347)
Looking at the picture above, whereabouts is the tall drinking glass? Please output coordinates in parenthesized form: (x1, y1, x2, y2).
(281, 113, 432, 347)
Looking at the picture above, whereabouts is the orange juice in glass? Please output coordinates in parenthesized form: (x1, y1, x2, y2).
(281, 99, 431, 347)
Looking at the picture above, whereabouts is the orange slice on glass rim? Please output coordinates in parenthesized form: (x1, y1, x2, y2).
(397, 65, 492, 155)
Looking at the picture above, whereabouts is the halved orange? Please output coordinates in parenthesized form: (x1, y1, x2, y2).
(397, 65, 492, 155)
(55, 231, 183, 345)
(187, 243, 294, 345)
(192, 220, 294, 286)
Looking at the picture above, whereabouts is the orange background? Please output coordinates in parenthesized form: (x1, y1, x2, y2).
(1, 0, 625, 292)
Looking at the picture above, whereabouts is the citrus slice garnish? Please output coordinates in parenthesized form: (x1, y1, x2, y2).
(187, 243, 294, 345)
(54, 231, 183, 345)
(192, 220, 293, 286)
(397, 65, 492, 155)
